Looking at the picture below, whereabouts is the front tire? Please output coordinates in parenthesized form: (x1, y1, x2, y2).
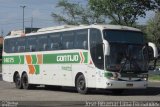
(76, 75, 88, 94)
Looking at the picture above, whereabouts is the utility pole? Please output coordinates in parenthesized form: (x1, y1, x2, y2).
(1, 29, 3, 36)
(31, 17, 33, 32)
(20, 5, 26, 33)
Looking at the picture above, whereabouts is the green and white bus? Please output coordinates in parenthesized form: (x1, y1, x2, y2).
(2, 25, 158, 94)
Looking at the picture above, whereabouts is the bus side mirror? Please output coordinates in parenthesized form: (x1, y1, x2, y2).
(103, 40, 110, 56)
(148, 42, 158, 59)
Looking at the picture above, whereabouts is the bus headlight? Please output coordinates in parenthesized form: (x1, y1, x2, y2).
(141, 77, 148, 81)
(110, 77, 118, 80)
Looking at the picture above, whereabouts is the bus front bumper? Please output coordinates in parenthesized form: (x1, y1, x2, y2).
(105, 80, 148, 89)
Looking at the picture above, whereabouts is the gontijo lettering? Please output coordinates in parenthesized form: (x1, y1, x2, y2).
(57, 55, 79, 62)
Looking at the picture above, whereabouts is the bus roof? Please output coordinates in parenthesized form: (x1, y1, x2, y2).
(4, 24, 141, 39)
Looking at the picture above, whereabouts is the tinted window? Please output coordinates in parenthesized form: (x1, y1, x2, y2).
(90, 28, 104, 69)
(38, 35, 49, 51)
(62, 31, 74, 49)
(75, 29, 88, 49)
(27, 36, 38, 52)
(103, 30, 144, 44)
(49, 33, 61, 50)
(10, 38, 18, 53)
(17, 38, 26, 52)
(4, 39, 10, 53)
(4, 38, 20, 53)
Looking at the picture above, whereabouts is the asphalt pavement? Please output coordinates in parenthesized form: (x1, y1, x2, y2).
(0, 74, 160, 107)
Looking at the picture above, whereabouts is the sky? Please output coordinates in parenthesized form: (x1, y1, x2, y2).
(0, 0, 155, 36)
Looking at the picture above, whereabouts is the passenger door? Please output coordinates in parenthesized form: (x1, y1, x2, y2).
(88, 28, 104, 88)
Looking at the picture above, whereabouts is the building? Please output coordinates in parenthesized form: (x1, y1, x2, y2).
(7, 27, 40, 36)
(0, 36, 3, 45)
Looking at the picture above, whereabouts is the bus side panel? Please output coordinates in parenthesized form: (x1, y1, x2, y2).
(72, 64, 88, 87)
(2, 64, 12, 82)
(32, 64, 60, 85)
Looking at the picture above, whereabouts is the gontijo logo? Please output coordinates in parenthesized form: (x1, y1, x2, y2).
(43, 52, 88, 64)
(57, 55, 79, 62)
(56, 52, 87, 63)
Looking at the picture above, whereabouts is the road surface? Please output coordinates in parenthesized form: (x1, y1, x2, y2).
(0, 74, 160, 107)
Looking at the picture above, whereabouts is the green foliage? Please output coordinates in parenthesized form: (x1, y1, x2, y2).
(51, 0, 105, 25)
(146, 11, 160, 46)
(51, 0, 160, 29)
(89, 0, 158, 26)
(135, 25, 149, 42)
(155, 0, 160, 9)
(149, 74, 160, 81)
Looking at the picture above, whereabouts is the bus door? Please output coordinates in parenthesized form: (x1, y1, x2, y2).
(89, 28, 104, 88)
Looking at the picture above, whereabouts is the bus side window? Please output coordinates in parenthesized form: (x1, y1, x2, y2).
(62, 31, 74, 49)
(17, 38, 26, 52)
(11, 46, 16, 53)
(90, 28, 104, 69)
(38, 35, 48, 51)
(10, 39, 18, 53)
(49, 33, 61, 50)
(4, 39, 10, 53)
(27, 37, 37, 52)
(75, 29, 88, 50)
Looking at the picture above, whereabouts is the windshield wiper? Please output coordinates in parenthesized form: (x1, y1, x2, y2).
(119, 58, 128, 73)
(119, 55, 142, 73)
(131, 58, 141, 71)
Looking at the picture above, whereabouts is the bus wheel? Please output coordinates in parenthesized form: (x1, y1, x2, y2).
(21, 73, 32, 89)
(76, 75, 88, 94)
(14, 73, 23, 89)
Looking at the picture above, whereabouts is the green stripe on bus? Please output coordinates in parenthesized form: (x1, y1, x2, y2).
(32, 55, 37, 64)
(3, 56, 21, 64)
(83, 52, 88, 63)
(34, 65, 40, 74)
(20, 55, 24, 64)
(3, 52, 89, 64)
(43, 53, 81, 64)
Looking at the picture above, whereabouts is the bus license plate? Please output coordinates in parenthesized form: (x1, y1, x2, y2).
(126, 83, 133, 87)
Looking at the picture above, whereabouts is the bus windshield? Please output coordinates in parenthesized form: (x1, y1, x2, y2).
(103, 30, 148, 73)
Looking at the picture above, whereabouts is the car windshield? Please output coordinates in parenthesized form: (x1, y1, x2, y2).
(103, 30, 148, 73)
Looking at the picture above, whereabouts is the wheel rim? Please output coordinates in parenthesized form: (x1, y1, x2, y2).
(78, 79, 85, 90)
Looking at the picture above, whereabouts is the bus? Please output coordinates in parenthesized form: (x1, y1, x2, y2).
(2, 24, 158, 94)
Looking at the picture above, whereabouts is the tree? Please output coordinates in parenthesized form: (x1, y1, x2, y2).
(89, 0, 157, 26)
(51, 0, 105, 25)
(155, 0, 160, 9)
(146, 11, 160, 47)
